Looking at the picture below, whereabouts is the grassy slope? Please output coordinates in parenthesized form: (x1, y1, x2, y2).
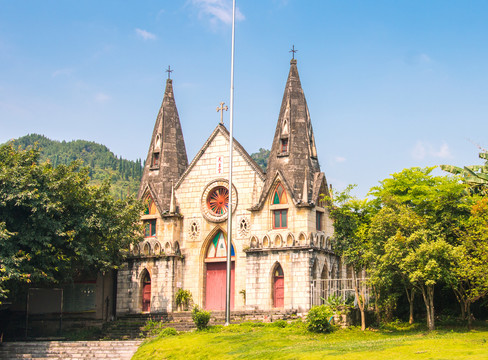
(132, 322, 488, 360)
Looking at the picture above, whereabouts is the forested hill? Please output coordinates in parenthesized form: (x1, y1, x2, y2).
(8, 134, 143, 199)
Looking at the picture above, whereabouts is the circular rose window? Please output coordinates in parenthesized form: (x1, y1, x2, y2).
(207, 186, 229, 215)
(201, 179, 238, 223)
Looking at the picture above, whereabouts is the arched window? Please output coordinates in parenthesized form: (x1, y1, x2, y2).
(143, 195, 157, 215)
(206, 231, 235, 260)
(273, 183, 287, 204)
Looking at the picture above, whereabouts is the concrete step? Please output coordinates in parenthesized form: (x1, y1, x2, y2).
(0, 341, 142, 360)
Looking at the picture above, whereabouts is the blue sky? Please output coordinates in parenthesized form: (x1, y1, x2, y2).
(1, 0, 488, 197)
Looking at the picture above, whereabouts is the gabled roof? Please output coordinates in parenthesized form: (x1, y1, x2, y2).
(250, 169, 296, 211)
(138, 78, 188, 212)
(175, 123, 265, 189)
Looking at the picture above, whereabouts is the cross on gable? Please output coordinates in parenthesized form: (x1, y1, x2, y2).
(216, 102, 228, 124)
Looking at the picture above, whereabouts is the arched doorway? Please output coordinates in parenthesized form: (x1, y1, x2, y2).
(273, 263, 284, 308)
(141, 271, 151, 312)
(205, 231, 235, 310)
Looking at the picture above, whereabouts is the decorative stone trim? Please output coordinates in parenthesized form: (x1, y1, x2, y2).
(188, 219, 201, 240)
(238, 216, 250, 237)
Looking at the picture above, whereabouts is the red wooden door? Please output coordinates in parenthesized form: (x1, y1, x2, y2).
(142, 277, 151, 312)
(274, 276, 284, 308)
(205, 262, 234, 310)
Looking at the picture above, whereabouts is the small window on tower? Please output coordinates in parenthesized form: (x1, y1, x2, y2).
(152, 152, 160, 167)
(280, 139, 288, 153)
(316, 211, 323, 231)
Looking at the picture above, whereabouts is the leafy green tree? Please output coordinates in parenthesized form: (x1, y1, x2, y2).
(370, 167, 469, 330)
(326, 185, 375, 331)
(368, 204, 425, 324)
(441, 150, 488, 196)
(0, 144, 143, 302)
(451, 198, 488, 328)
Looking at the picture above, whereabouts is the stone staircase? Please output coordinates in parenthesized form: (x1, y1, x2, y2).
(0, 340, 142, 360)
(101, 309, 299, 339)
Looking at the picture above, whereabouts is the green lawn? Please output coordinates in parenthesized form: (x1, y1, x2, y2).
(132, 321, 488, 360)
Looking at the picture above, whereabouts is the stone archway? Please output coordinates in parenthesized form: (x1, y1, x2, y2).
(204, 230, 235, 310)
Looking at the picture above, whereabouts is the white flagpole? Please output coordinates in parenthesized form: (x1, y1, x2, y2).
(225, 0, 236, 326)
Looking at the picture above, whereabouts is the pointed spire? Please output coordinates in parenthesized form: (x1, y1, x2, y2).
(261, 58, 320, 205)
(138, 78, 188, 212)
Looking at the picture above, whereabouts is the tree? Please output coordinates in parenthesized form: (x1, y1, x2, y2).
(441, 149, 488, 196)
(326, 185, 375, 331)
(450, 198, 488, 328)
(368, 204, 426, 324)
(370, 167, 469, 330)
(0, 144, 143, 302)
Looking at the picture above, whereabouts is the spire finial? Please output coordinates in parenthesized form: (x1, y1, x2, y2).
(289, 45, 298, 60)
(216, 102, 228, 124)
(165, 65, 173, 80)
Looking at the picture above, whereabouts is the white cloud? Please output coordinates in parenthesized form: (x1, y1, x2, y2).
(432, 143, 451, 158)
(334, 156, 346, 163)
(94, 92, 111, 103)
(135, 28, 157, 41)
(411, 141, 426, 160)
(411, 141, 451, 160)
(191, 0, 245, 25)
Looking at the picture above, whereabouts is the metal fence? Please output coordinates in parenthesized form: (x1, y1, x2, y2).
(310, 278, 370, 307)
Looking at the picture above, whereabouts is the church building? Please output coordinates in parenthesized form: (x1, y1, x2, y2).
(116, 58, 345, 314)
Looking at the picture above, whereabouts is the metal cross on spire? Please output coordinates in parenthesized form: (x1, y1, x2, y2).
(289, 45, 298, 60)
(216, 102, 228, 124)
(165, 65, 173, 79)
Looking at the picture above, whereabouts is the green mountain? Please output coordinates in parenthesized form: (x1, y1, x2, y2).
(8, 134, 143, 199)
(251, 148, 270, 172)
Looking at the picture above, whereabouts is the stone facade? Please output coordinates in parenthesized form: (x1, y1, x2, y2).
(116, 59, 344, 315)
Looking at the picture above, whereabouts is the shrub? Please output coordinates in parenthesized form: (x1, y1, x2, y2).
(175, 289, 193, 310)
(268, 319, 288, 328)
(142, 318, 164, 336)
(157, 327, 178, 338)
(192, 306, 211, 330)
(306, 305, 334, 333)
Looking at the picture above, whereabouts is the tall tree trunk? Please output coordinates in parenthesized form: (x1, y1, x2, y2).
(405, 287, 415, 325)
(452, 286, 466, 320)
(428, 286, 435, 331)
(420, 285, 435, 331)
(353, 273, 366, 331)
(467, 302, 473, 330)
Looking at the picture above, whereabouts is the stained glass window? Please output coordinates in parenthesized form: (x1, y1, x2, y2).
(144, 196, 157, 215)
(273, 183, 286, 204)
(207, 186, 229, 215)
(206, 231, 235, 259)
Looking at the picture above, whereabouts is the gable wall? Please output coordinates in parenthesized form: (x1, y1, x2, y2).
(175, 131, 264, 309)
